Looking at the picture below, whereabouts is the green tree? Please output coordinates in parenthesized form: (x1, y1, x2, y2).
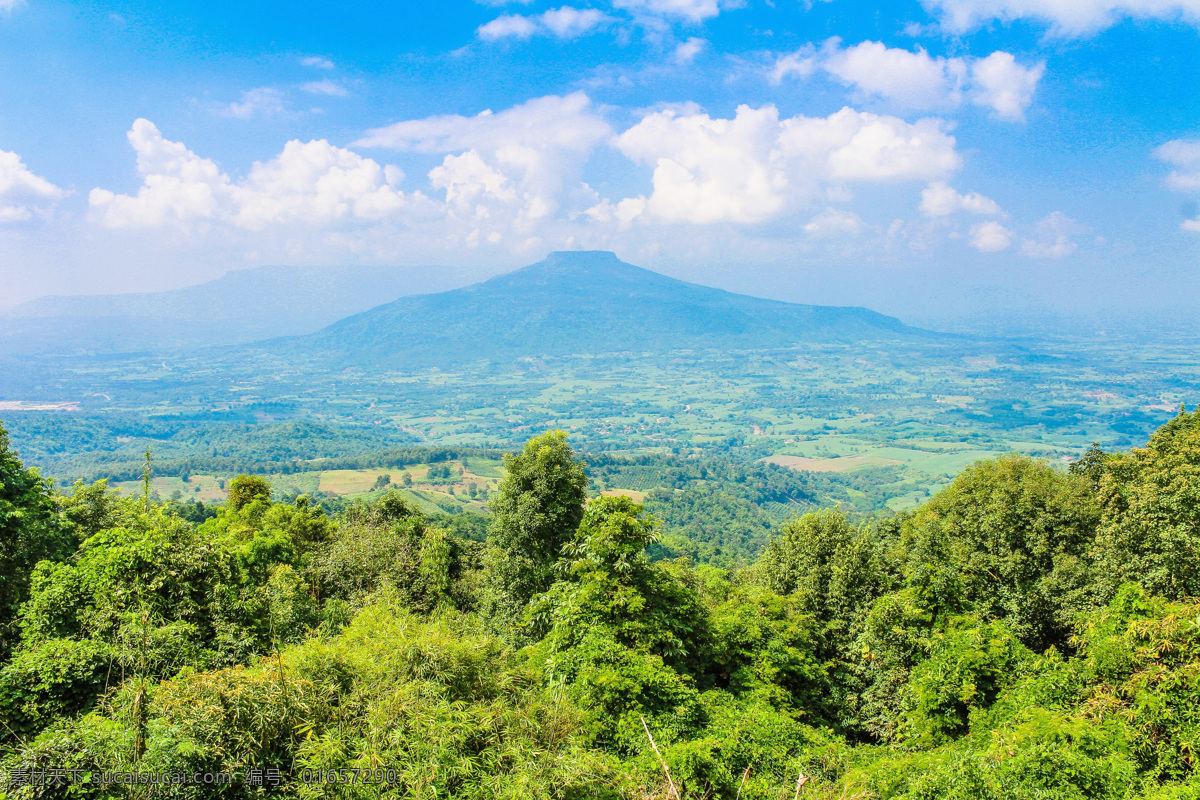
(227, 474, 272, 512)
(753, 509, 887, 654)
(0, 423, 73, 657)
(899, 454, 1099, 653)
(485, 431, 588, 620)
(527, 495, 708, 750)
(1093, 408, 1200, 601)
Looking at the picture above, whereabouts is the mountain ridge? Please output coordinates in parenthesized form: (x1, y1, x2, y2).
(274, 251, 936, 368)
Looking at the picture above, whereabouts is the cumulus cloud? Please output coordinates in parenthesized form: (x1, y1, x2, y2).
(920, 181, 1002, 216)
(968, 220, 1013, 251)
(81, 95, 1030, 262)
(301, 80, 349, 97)
(612, 0, 723, 21)
(771, 40, 1043, 120)
(478, 7, 611, 40)
(541, 7, 612, 36)
(0, 0, 24, 12)
(356, 93, 610, 222)
(1155, 138, 1200, 231)
(300, 56, 335, 69)
(822, 40, 967, 110)
(673, 37, 707, 64)
(0, 148, 65, 222)
(1156, 138, 1200, 192)
(1020, 210, 1084, 257)
(924, 0, 1200, 36)
(804, 208, 866, 237)
(969, 52, 1044, 121)
(221, 87, 286, 119)
(606, 104, 961, 225)
(477, 13, 538, 40)
(429, 150, 519, 211)
(88, 119, 408, 230)
(769, 49, 817, 83)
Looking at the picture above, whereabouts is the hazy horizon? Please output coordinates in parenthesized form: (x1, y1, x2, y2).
(3, 252, 1193, 340)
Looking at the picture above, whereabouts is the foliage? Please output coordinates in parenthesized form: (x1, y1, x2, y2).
(226, 474, 271, 512)
(1093, 409, 1200, 601)
(897, 454, 1099, 653)
(485, 430, 588, 624)
(4, 414, 1200, 798)
(0, 423, 74, 657)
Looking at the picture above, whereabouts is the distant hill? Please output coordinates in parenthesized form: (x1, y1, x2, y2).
(277, 251, 936, 368)
(0, 264, 464, 355)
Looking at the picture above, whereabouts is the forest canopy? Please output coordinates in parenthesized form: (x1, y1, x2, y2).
(1, 412, 1200, 798)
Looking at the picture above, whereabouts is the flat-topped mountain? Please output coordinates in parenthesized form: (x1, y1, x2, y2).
(280, 251, 934, 368)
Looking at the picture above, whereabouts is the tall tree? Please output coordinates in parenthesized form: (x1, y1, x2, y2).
(486, 431, 588, 618)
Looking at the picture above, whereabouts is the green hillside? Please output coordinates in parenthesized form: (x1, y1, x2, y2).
(278, 251, 936, 368)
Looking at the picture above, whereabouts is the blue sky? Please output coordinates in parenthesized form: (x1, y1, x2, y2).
(0, 0, 1197, 329)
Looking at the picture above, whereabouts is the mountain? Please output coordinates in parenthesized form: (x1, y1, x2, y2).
(277, 251, 936, 368)
(0, 264, 467, 355)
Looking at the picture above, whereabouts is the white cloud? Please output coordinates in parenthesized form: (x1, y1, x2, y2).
(585, 195, 647, 226)
(357, 93, 609, 154)
(88, 119, 408, 230)
(232, 140, 406, 229)
(0, 0, 24, 12)
(0, 150, 64, 199)
(78, 95, 1030, 266)
(540, 7, 611, 37)
(924, 0, 1200, 36)
(673, 37, 707, 64)
(478, 7, 610, 40)
(1156, 139, 1200, 231)
(804, 208, 866, 237)
(969, 52, 1043, 121)
(612, 0, 723, 21)
(429, 150, 519, 211)
(1020, 210, 1083, 257)
(221, 87, 286, 119)
(89, 120, 229, 227)
(301, 80, 349, 97)
(477, 13, 538, 39)
(607, 104, 961, 225)
(0, 148, 65, 222)
(300, 56, 335, 69)
(920, 181, 1002, 216)
(1155, 138, 1200, 192)
(823, 40, 967, 110)
(769, 49, 817, 84)
(356, 93, 609, 222)
(771, 40, 1042, 120)
(968, 220, 1013, 251)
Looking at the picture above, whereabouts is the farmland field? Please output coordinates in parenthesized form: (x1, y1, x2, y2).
(5, 333, 1194, 528)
